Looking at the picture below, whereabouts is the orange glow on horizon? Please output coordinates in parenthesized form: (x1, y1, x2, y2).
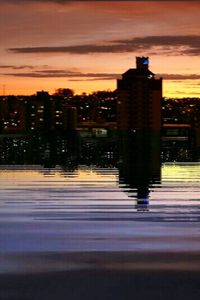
(1, 78, 199, 98)
(0, 1, 200, 98)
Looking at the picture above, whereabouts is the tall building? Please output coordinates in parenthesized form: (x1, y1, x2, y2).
(117, 57, 162, 180)
(117, 57, 162, 131)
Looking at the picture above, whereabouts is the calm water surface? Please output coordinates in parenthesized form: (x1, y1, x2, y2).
(0, 163, 200, 273)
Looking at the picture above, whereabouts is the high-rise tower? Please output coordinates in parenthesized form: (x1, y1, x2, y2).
(117, 57, 162, 187)
(117, 57, 162, 131)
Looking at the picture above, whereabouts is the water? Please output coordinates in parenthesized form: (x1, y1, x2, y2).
(0, 163, 200, 275)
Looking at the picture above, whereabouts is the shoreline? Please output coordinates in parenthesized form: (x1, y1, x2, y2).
(1, 263, 200, 300)
(1, 250, 200, 275)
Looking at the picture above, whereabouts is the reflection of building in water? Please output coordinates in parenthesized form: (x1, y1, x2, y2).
(0, 132, 79, 167)
(161, 123, 196, 161)
(119, 131, 161, 211)
(0, 131, 119, 168)
(117, 57, 162, 209)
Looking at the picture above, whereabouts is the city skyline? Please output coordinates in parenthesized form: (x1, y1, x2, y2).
(0, 1, 200, 97)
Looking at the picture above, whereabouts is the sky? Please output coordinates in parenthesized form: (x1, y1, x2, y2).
(0, 1, 200, 97)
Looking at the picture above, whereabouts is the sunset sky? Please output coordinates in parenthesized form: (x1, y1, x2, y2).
(0, 1, 200, 97)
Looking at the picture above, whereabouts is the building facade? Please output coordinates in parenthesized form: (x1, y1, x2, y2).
(117, 57, 162, 131)
(117, 57, 162, 183)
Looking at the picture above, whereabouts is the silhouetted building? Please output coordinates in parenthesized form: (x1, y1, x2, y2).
(0, 96, 26, 132)
(25, 91, 77, 132)
(63, 105, 77, 131)
(117, 57, 162, 131)
(117, 57, 161, 210)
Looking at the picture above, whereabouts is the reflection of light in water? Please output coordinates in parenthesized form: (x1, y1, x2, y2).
(162, 163, 200, 181)
(0, 166, 118, 189)
(1, 164, 200, 260)
(0, 163, 200, 213)
(136, 198, 149, 212)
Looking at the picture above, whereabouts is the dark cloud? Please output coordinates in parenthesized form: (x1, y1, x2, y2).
(12, 65, 35, 70)
(0, 0, 73, 3)
(158, 74, 200, 80)
(4, 69, 200, 81)
(0, 65, 14, 69)
(8, 44, 127, 54)
(184, 82, 200, 87)
(68, 77, 117, 82)
(8, 35, 200, 56)
(0, 0, 198, 2)
(0, 65, 48, 70)
(0, 0, 116, 4)
(3, 69, 119, 80)
(173, 90, 200, 95)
